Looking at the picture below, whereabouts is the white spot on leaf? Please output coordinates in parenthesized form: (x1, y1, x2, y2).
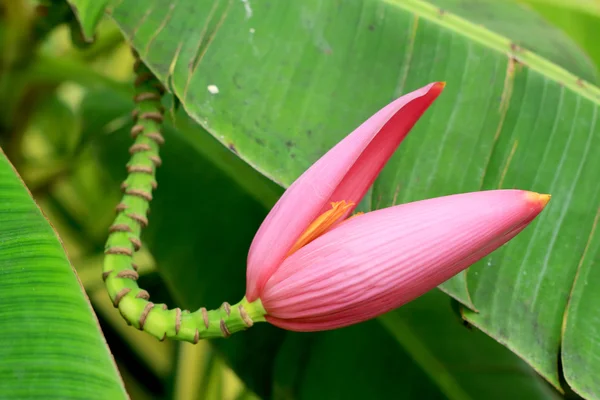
(207, 85, 219, 94)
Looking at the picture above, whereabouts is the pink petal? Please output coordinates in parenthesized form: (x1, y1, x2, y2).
(246, 82, 445, 301)
(260, 190, 549, 331)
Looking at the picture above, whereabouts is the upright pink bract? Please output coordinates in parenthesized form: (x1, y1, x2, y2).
(245, 82, 550, 332)
(246, 82, 446, 302)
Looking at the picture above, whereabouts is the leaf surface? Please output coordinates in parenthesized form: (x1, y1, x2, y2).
(109, 0, 600, 395)
(0, 148, 127, 399)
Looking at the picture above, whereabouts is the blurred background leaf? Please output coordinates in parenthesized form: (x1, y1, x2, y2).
(67, 0, 111, 40)
(520, 0, 600, 17)
(519, 0, 600, 72)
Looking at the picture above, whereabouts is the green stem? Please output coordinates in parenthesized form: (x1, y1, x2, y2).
(103, 52, 266, 343)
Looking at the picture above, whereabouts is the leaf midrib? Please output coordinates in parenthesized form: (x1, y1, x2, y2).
(387, 0, 600, 104)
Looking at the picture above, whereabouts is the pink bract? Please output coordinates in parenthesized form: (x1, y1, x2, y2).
(246, 82, 445, 301)
(244, 82, 550, 332)
(262, 190, 548, 331)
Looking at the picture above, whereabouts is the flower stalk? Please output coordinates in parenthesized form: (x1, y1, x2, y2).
(103, 53, 262, 342)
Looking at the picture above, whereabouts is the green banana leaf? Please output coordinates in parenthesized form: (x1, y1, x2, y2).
(102, 0, 600, 398)
(0, 148, 127, 398)
(427, 0, 598, 82)
(81, 87, 557, 399)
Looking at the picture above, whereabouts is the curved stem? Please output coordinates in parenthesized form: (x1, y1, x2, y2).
(103, 52, 265, 343)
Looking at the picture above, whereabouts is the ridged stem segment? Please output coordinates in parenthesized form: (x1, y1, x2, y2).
(102, 52, 265, 343)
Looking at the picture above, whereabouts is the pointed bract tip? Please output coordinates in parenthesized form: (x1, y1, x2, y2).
(429, 82, 446, 96)
(539, 193, 551, 207)
(525, 192, 551, 208)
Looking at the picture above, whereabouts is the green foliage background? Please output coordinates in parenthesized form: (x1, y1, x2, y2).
(1, 0, 600, 399)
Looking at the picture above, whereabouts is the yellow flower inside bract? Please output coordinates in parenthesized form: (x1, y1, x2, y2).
(287, 200, 357, 256)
